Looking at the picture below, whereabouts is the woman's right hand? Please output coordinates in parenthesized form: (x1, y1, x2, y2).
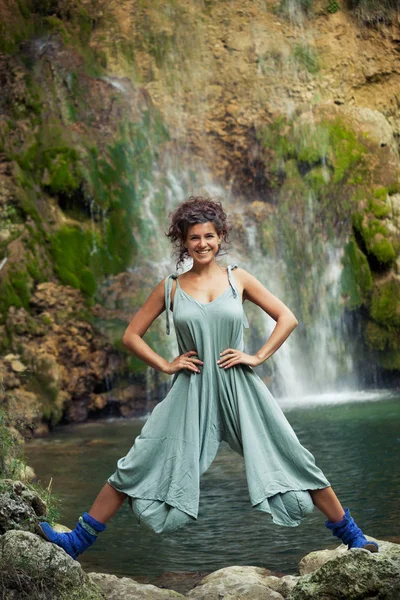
(164, 350, 203, 374)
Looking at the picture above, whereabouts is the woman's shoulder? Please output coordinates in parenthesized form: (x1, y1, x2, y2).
(229, 265, 251, 281)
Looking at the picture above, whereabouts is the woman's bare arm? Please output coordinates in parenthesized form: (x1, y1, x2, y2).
(122, 279, 170, 372)
(122, 279, 203, 375)
(238, 268, 298, 364)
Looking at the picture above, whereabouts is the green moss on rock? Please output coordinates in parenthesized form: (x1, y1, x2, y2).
(370, 277, 400, 329)
(341, 237, 372, 309)
(41, 147, 82, 196)
(352, 214, 396, 267)
(0, 267, 32, 322)
(50, 226, 96, 297)
(377, 349, 400, 370)
(369, 236, 396, 264)
(365, 320, 392, 352)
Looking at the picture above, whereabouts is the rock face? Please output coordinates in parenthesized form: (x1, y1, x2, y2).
(0, 479, 46, 535)
(1, 0, 400, 425)
(0, 283, 128, 433)
(0, 530, 104, 600)
(289, 545, 400, 600)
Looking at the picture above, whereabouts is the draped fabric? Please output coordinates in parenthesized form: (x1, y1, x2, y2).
(108, 265, 330, 533)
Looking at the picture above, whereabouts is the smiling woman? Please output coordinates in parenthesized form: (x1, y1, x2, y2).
(38, 196, 379, 560)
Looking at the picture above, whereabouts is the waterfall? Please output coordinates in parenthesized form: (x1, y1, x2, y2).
(97, 1, 371, 402)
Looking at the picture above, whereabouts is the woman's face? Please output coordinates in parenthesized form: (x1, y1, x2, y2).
(185, 221, 222, 264)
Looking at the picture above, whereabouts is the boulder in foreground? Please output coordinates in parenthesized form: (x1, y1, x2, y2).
(289, 540, 400, 600)
(0, 530, 104, 600)
(186, 565, 297, 599)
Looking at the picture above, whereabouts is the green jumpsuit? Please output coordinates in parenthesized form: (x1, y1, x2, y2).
(108, 264, 330, 533)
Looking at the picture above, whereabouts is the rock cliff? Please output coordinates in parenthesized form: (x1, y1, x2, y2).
(0, 0, 400, 430)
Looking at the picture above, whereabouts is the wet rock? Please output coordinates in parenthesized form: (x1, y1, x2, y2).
(298, 544, 348, 575)
(0, 479, 46, 535)
(186, 565, 285, 599)
(89, 572, 185, 599)
(0, 530, 104, 600)
(289, 542, 400, 600)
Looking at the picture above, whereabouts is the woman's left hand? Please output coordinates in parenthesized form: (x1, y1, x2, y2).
(217, 349, 262, 369)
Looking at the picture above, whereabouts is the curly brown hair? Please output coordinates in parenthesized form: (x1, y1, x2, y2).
(166, 196, 231, 269)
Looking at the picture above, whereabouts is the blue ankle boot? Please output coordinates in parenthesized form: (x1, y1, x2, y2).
(325, 507, 379, 552)
(37, 512, 106, 559)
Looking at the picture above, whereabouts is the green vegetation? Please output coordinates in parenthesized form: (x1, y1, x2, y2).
(0, 366, 60, 524)
(0, 268, 31, 322)
(293, 43, 319, 74)
(327, 0, 340, 13)
(50, 227, 97, 296)
(258, 116, 368, 192)
(341, 237, 372, 309)
(366, 279, 400, 370)
(370, 278, 400, 329)
(352, 187, 396, 267)
(0, 410, 24, 479)
(257, 112, 400, 376)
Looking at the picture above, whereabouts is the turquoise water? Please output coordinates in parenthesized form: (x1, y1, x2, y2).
(26, 393, 400, 579)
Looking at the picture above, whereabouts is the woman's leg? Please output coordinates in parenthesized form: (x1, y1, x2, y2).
(38, 482, 128, 559)
(309, 486, 379, 552)
(89, 482, 127, 523)
(309, 486, 344, 522)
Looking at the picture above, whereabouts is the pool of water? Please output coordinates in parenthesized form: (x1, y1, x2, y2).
(26, 392, 400, 580)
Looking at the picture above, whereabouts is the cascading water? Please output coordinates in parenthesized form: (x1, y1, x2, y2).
(96, 0, 379, 403)
(112, 135, 357, 401)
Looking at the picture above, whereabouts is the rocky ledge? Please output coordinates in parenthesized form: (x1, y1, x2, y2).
(0, 530, 398, 600)
(0, 480, 399, 600)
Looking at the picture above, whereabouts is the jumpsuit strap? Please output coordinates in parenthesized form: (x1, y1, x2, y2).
(227, 264, 249, 329)
(165, 273, 178, 335)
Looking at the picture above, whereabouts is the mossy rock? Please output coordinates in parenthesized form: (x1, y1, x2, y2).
(290, 546, 400, 599)
(50, 226, 98, 297)
(304, 166, 330, 194)
(369, 189, 391, 219)
(377, 349, 400, 371)
(352, 213, 396, 266)
(365, 320, 392, 352)
(0, 530, 103, 600)
(0, 269, 32, 322)
(370, 276, 400, 329)
(41, 147, 83, 197)
(341, 237, 372, 309)
(369, 236, 396, 264)
(0, 480, 46, 535)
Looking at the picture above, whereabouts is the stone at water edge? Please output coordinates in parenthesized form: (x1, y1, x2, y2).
(288, 545, 400, 600)
(89, 572, 185, 599)
(298, 543, 348, 575)
(0, 479, 47, 535)
(186, 565, 292, 599)
(298, 536, 389, 575)
(0, 530, 104, 600)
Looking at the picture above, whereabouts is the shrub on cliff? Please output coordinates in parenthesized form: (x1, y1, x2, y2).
(346, 0, 400, 23)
